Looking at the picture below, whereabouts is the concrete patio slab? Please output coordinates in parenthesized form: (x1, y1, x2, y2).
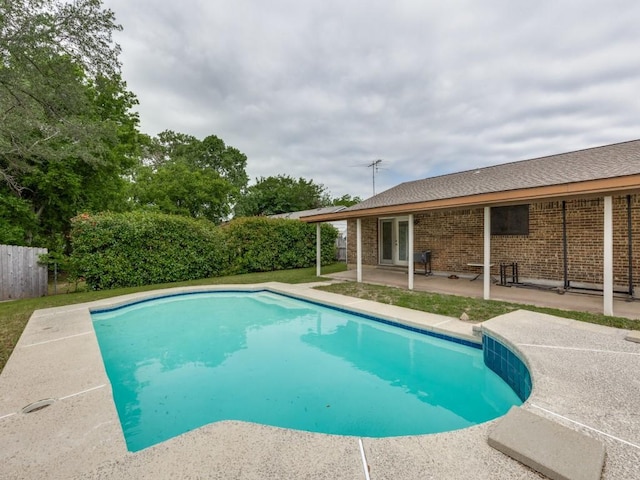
(362, 425, 546, 480)
(488, 407, 605, 480)
(0, 329, 105, 415)
(481, 310, 640, 480)
(626, 330, 640, 343)
(326, 267, 640, 320)
(1, 282, 639, 479)
(19, 309, 93, 345)
(0, 385, 126, 479)
(81, 421, 364, 480)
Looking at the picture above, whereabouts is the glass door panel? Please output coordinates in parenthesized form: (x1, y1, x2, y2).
(381, 220, 393, 263)
(398, 220, 409, 263)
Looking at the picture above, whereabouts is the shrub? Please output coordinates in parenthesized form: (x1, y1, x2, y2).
(70, 211, 228, 289)
(70, 212, 337, 289)
(221, 217, 338, 274)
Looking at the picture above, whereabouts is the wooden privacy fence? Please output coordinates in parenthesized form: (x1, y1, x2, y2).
(0, 245, 48, 300)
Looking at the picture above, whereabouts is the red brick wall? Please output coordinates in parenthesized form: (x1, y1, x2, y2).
(413, 208, 484, 272)
(360, 217, 379, 265)
(346, 194, 639, 289)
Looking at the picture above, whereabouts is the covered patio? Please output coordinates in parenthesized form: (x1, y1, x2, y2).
(325, 265, 640, 320)
(305, 140, 640, 319)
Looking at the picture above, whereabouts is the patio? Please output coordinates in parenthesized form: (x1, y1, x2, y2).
(303, 141, 640, 322)
(326, 266, 640, 320)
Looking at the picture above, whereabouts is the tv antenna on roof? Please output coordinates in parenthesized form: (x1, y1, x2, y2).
(368, 159, 382, 195)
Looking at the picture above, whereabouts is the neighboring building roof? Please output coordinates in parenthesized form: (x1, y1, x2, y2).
(269, 206, 347, 219)
(301, 139, 640, 222)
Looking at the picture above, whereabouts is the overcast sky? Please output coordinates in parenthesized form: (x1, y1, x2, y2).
(103, 0, 640, 200)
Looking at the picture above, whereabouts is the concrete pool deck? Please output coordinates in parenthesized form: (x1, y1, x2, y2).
(0, 282, 639, 479)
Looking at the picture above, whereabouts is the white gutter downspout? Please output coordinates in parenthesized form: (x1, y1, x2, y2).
(357, 218, 363, 283)
(603, 196, 614, 316)
(484, 206, 491, 300)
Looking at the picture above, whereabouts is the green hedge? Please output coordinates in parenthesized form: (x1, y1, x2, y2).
(70, 212, 338, 289)
(70, 212, 228, 289)
(222, 217, 337, 274)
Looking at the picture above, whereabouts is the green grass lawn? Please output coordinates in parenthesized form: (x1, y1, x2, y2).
(0, 264, 347, 373)
(316, 281, 640, 330)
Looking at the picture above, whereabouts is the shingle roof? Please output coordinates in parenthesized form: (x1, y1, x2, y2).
(346, 139, 640, 212)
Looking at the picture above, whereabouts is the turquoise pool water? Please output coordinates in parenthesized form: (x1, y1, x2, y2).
(91, 291, 522, 452)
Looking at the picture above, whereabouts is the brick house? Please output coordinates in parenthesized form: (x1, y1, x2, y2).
(302, 139, 640, 316)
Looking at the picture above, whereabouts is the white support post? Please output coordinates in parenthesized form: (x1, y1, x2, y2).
(484, 206, 491, 300)
(408, 214, 414, 290)
(316, 223, 322, 277)
(357, 218, 363, 283)
(603, 196, 614, 316)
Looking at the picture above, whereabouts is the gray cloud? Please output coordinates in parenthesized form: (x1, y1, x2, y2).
(105, 0, 640, 200)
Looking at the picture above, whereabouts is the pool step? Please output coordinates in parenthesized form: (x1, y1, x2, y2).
(488, 407, 605, 480)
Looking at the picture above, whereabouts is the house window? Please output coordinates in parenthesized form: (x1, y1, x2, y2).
(491, 205, 529, 235)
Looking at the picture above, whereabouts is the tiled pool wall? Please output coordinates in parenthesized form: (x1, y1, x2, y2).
(482, 335, 532, 402)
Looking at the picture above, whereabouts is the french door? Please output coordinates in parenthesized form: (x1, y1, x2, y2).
(379, 217, 409, 266)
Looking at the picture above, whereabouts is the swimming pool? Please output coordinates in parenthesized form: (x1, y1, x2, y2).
(91, 290, 523, 452)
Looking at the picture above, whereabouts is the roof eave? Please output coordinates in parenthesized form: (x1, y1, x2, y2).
(300, 174, 640, 223)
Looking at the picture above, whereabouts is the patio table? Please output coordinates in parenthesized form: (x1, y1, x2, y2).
(467, 262, 495, 281)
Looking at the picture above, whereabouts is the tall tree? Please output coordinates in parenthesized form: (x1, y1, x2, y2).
(331, 194, 362, 207)
(234, 175, 330, 217)
(129, 130, 248, 224)
(1, 0, 123, 191)
(0, 0, 140, 247)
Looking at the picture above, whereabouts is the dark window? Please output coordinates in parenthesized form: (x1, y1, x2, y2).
(491, 205, 529, 235)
